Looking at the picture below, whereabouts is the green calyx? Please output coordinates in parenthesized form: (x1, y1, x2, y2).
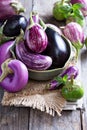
(0, 26, 13, 45)
(72, 41, 84, 59)
(53, 2, 84, 24)
(0, 59, 13, 82)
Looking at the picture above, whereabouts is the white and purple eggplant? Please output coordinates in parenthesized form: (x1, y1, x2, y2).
(0, 0, 25, 20)
(47, 66, 79, 90)
(71, 0, 87, 16)
(0, 59, 28, 92)
(29, 12, 62, 35)
(16, 41, 52, 71)
(0, 40, 14, 66)
(63, 22, 84, 50)
(25, 14, 48, 53)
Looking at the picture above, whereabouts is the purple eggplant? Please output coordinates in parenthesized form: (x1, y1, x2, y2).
(42, 27, 71, 69)
(16, 41, 52, 70)
(3, 15, 28, 37)
(0, 59, 28, 92)
(60, 66, 79, 79)
(0, 0, 25, 20)
(63, 22, 84, 50)
(0, 40, 14, 66)
(47, 66, 79, 90)
(25, 14, 48, 53)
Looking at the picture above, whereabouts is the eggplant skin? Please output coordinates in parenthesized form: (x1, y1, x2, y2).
(43, 27, 71, 69)
(16, 42, 52, 71)
(3, 15, 27, 37)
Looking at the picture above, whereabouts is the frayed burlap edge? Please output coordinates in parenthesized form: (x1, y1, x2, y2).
(1, 80, 66, 116)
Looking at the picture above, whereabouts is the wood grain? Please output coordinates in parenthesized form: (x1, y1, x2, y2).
(29, 108, 81, 130)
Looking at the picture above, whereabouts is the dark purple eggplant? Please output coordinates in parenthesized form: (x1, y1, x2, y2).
(3, 15, 27, 37)
(42, 27, 71, 69)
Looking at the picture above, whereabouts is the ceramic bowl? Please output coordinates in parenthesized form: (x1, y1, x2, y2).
(28, 40, 76, 81)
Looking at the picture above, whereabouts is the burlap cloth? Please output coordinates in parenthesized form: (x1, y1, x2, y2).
(1, 80, 66, 116)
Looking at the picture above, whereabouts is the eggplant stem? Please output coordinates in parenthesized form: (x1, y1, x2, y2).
(61, 0, 65, 5)
(26, 12, 35, 30)
(70, 75, 74, 85)
(11, 2, 25, 14)
(0, 59, 13, 82)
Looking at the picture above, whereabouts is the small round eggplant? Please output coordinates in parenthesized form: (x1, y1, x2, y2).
(61, 80, 84, 101)
(0, 59, 28, 92)
(43, 27, 71, 69)
(3, 15, 28, 37)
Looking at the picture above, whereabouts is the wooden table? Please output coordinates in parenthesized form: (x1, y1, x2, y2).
(0, 0, 87, 130)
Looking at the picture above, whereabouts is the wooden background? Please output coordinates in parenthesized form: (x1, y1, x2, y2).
(0, 0, 87, 130)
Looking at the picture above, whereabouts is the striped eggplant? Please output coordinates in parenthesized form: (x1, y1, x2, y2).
(16, 41, 52, 71)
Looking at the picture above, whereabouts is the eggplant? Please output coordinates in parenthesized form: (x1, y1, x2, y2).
(0, 0, 25, 21)
(16, 41, 52, 70)
(43, 27, 71, 69)
(0, 59, 28, 92)
(25, 14, 48, 53)
(3, 15, 28, 37)
(46, 65, 79, 90)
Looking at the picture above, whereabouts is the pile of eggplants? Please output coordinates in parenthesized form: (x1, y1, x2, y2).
(0, 9, 72, 92)
(0, 6, 74, 93)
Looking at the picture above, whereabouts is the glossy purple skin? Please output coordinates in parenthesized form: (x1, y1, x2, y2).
(16, 41, 52, 70)
(0, 59, 28, 92)
(0, 40, 14, 66)
(71, 0, 87, 16)
(60, 66, 79, 79)
(49, 66, 79, 90)
(46, 24, 62, 35)
(25, 24, 48, 53)
(63, 22, 84, 44)
(0, 0, 18, 20)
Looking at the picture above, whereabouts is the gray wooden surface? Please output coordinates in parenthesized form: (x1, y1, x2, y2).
(0, 0, 87, 130)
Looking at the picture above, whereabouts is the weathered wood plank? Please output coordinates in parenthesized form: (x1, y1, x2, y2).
(81, 46, 87, 130)
(0, 104, 29, 130)
(29, 108, 81, 130)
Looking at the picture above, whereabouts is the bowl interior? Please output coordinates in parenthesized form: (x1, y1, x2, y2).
(28, 38, 76, 81)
